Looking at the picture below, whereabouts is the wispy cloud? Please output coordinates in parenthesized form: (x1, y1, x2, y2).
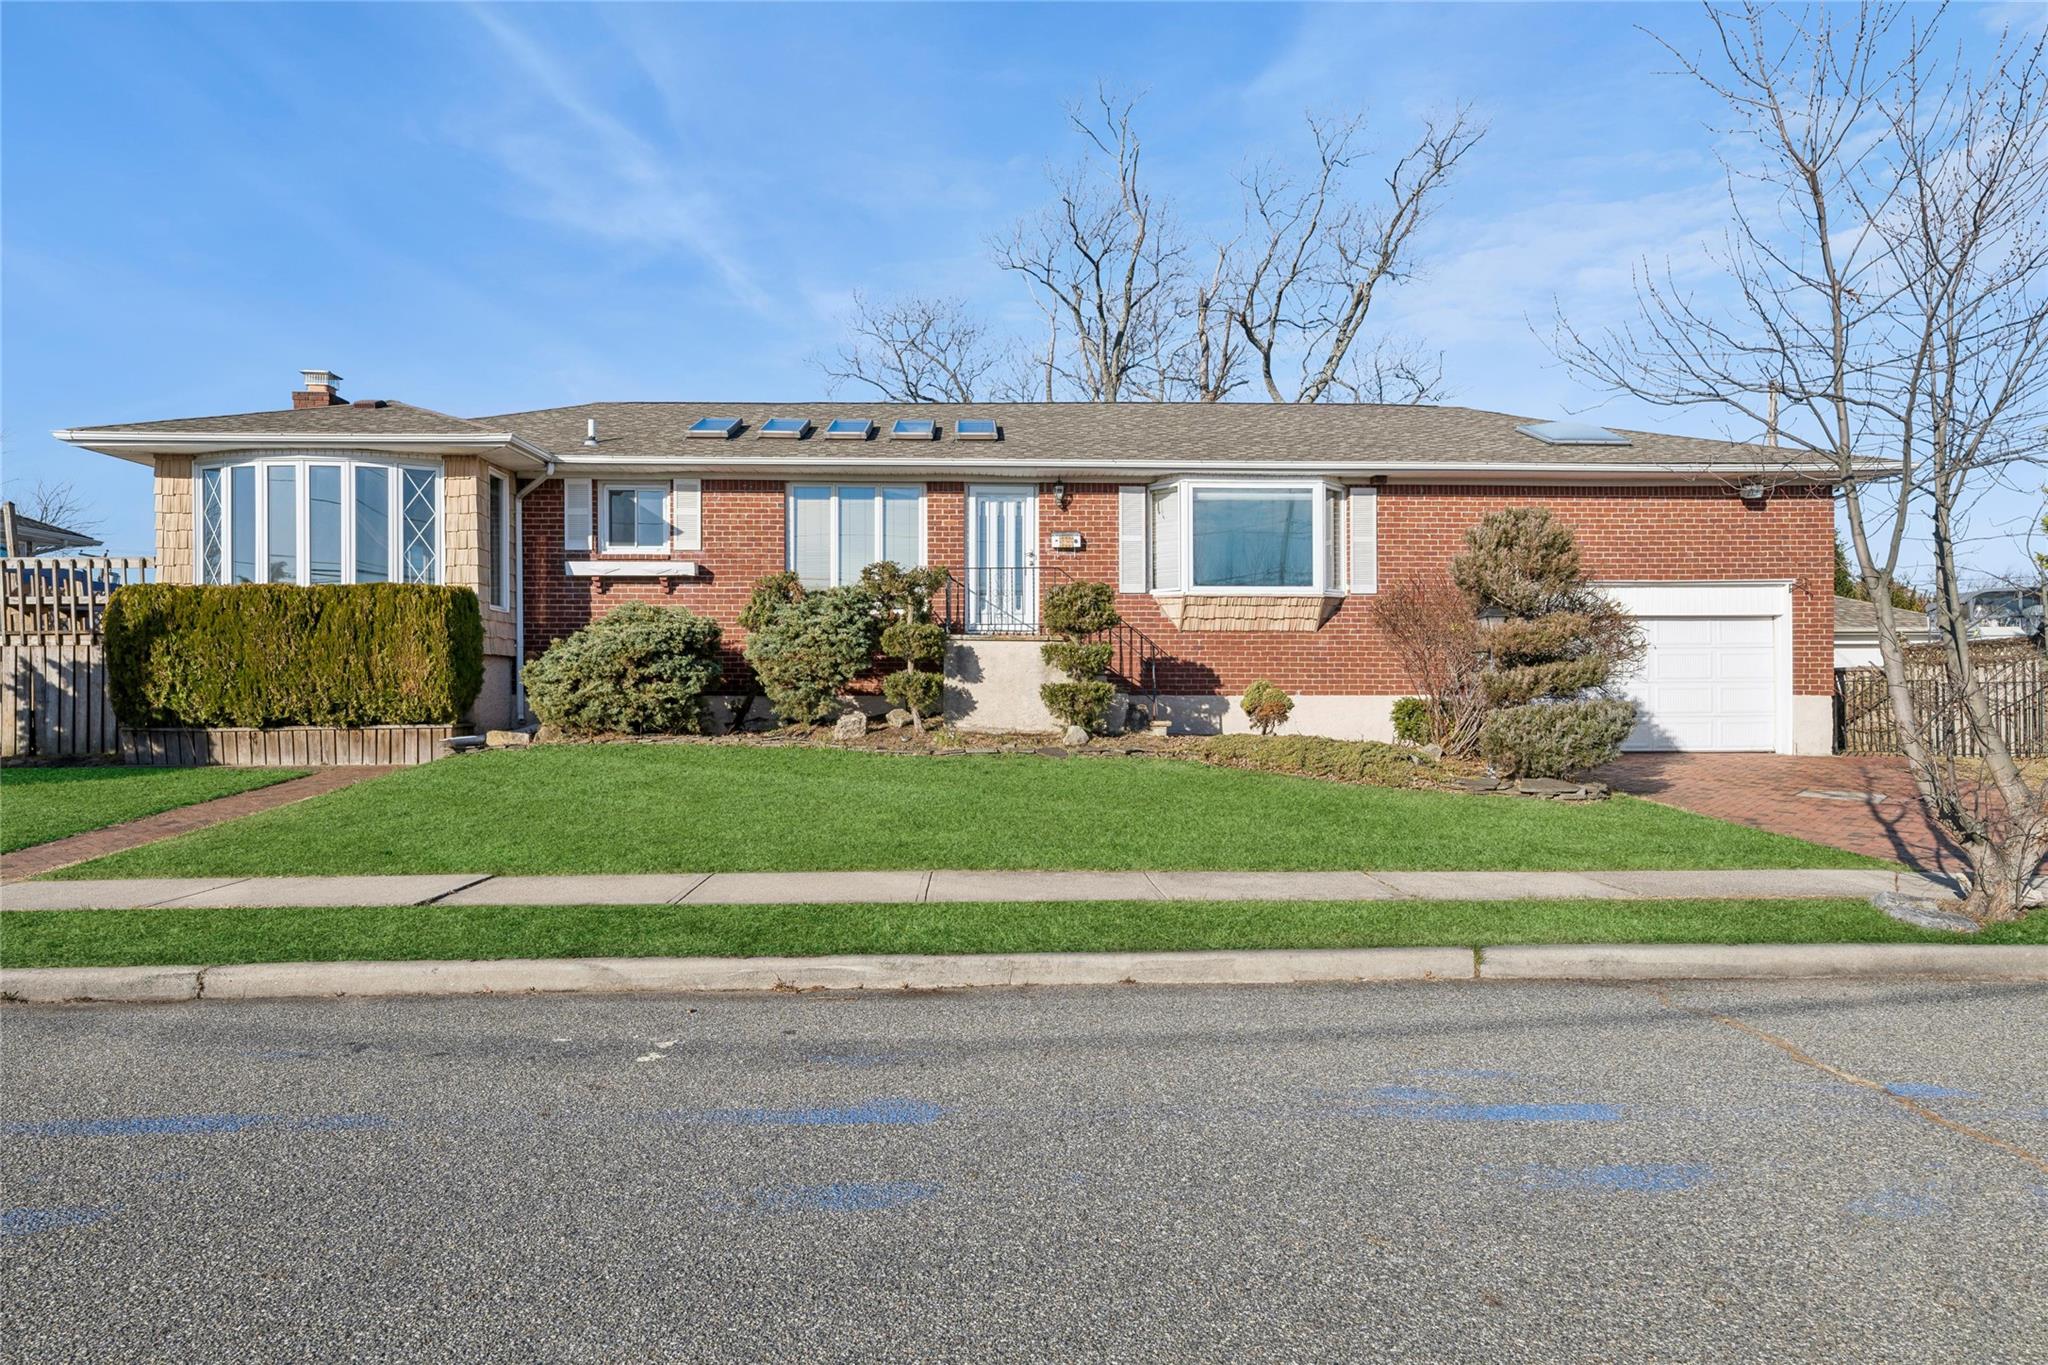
(461, 4, 769, 313)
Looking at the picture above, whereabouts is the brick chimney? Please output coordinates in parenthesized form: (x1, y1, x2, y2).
(293, 369, 346, 408)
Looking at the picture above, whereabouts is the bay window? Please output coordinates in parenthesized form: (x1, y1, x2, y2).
(787, 483, 923, 588)
(1148, 479, 1345, 594)
(194, 454, 441, 587)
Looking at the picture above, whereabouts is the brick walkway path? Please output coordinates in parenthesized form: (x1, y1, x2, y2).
(0, 767, 395, 883)
(1595, 753, 1972, 873)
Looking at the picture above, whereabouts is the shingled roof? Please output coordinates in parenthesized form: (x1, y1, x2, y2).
(58, 396, 1849, 474)
(60, 401, 495, 437)
(477, 400, 1798, 469)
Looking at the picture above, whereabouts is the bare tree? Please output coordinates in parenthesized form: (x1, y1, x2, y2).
(822, 293, 999, 403)
(992, 87, 1187, 402)
(1231, 110, 1486, 403)
(1327, 335, 1453, 405)
(1555, 1, 2048, 922)
(22, 479, 104, 536)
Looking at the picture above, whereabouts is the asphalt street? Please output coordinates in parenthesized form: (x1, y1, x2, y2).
(3, 979, 2044, 1362)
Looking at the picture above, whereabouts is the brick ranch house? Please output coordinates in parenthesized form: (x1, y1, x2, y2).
(57, 369, 1846, 753)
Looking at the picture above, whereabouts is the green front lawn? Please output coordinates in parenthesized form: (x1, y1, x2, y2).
(0, 765, 309, 854)
(2, 897, 2033, 970)
(49, 744, 1881, 877)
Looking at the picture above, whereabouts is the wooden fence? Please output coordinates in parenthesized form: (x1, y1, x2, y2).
(1, 556, 152, 759)
(1835, 644, 2048, 757)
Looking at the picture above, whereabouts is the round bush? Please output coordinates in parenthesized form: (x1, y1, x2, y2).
(1240, 679, 1294, 735)
(1479, 698, 1638, 778)
(1390, 696, 1431, 744)
(1042, 581, 1121, 635)
(742, 586, 882, 724)
(522, 604, 723, 736)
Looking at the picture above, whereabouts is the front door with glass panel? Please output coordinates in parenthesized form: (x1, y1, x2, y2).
(967, 486, 1038, 633)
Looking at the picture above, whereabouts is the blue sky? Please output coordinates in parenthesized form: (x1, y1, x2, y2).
(2, 1, 2038, 577)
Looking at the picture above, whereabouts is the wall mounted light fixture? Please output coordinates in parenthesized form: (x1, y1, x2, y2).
(1053, 478, 1070, 509)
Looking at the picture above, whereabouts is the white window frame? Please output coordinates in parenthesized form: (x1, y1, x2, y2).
(598, 482, 673, 554)
(785, 483, 927, 588)
(193, 452, 444, 588)
(1150, 477, 1345, 596)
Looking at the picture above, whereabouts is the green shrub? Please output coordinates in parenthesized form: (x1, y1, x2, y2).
(883, 668, 943, 717)
(1038, 580, 1121, 733)
(880, 619, 947, 668)
(738, 572, 806, 632)
(1197, 735, 1436, 788)
(1478, 699, 1638, 778)
(522, 604, 722, 736)
(1042, 640, 1114, 679)
(1391, 697, 1431, 744)
(103, 583, 482, 727)
(742, 586, 882, 724)
(1041, 680, 1116, 732)
(1042, 581, 1121, 635)
(1240, 680, 1294, 736)
(864, 562, 949, 729)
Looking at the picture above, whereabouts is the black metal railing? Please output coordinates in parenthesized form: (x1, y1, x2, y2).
(939, 563, 1165, 717)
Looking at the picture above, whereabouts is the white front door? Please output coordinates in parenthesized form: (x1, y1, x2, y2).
(1621, 616, 1779, 751)
(966, 485, 1038, 632)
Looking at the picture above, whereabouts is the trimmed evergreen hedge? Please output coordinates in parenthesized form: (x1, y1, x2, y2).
(104, 584, 484, 727)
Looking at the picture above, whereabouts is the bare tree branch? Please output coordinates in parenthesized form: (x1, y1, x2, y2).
(822, 293, 999, 403)
(1553, 0, 2048, 921)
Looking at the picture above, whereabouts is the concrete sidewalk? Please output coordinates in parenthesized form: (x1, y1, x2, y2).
(0, 866, 1959, 911)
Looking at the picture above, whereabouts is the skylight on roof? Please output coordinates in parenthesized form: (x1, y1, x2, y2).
(890, 418, 936, 441)
(955, 419, 1000, 441)
(1515, 420, 1632, 447)
(822, 418, 874, 440)
(759, 417, 811, 438)
(686, 416, 741, 439)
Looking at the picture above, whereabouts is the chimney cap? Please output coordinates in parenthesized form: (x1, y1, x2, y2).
(300, 369, 344, 390)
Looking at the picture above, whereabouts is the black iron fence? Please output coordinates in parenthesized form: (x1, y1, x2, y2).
(1834, 644, 2047, 756)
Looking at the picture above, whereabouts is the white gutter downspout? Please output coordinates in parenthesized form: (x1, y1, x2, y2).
(513, 461, 555, 724)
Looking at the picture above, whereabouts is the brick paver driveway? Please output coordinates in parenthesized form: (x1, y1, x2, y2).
(1594, 753, 1973, 872)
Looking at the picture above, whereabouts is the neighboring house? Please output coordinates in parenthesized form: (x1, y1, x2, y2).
(1833, 596, 1933, 669)
(56, 369, 1847, 753)
(1, 503, 102, 556)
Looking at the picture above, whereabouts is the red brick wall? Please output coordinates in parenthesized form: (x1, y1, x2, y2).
(520, 478, 1835, 698)
(523, 478, 786, 685)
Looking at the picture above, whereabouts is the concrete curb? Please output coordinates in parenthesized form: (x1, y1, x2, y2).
(1478, 943, 2048, 980)
(4, 943, 2045, 1003)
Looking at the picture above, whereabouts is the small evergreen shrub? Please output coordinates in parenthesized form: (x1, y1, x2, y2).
(103, 583, 483, 727)
(1041, 680, 1116, 732)
(1041, 641, 1113, 678)
(738, 572, 806, 631)
(865, 562, 949, 729)
(742, 586, 882, 724)
(1042, 581, 1121, 635)
(1198, 735, 1437, 788)
(1037, 580, 1123, 733)
(1479, 699, 1638, 778)
(1240, 680, 1294, 735)
(1390, 697, 1431, 744)
(882, 668, 943, 718)
(523, 604, 723, 736)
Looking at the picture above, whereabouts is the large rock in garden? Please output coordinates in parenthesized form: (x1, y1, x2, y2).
(885, 708, 914, 729)
(1063, 725, 1091, 747)
(833, 711, 869, 740)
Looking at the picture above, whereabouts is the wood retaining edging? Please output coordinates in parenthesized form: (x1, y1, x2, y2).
(4, 943, 2045, 1003)
(119, 725, 453, 767)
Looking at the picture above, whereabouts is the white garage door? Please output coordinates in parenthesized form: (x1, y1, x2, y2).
(1620, 616, 1778, 751)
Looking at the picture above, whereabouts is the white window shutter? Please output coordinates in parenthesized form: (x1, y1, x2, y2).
(670, 478, 702, 552)
(563, 478, 592, 552)
(1117, 485, 1147, 592)
(1150, 486, 1181, 592)
(1347, 486, 1377, 593)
